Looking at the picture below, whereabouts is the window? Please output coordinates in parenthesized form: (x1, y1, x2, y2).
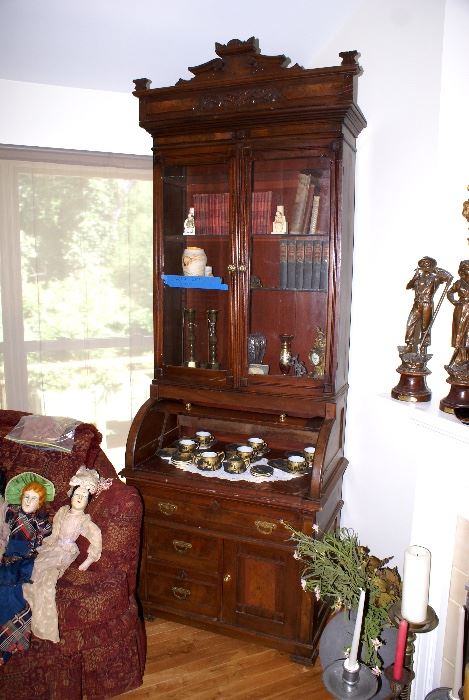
(0, 146, 153, 470)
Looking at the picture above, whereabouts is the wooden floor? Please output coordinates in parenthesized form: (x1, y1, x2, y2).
(121, 618, 334, 699)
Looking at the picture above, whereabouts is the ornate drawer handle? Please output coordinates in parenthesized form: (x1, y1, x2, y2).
(173, 539, 192, 553)
(172, 586, 191, 600)
(255, 520, 277, 535)
(158, 502, 177, 516)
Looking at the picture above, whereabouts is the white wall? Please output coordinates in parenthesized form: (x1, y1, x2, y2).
(1, 0, 469, 691)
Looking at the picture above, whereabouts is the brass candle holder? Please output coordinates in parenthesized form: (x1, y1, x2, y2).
(384, 663, 415, 699)
(388, 601, 439, 700)
(183, 308, 198, 368)
(207, 309, 219, 369)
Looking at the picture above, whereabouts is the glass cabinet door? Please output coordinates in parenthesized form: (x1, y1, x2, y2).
(247, 153, 331, 381)
(160, 160, 232, 375)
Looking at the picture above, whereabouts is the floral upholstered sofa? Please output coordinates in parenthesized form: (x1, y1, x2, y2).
(0, 410, 145, 700)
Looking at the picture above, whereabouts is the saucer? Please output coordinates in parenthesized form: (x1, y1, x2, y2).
(171, 452, 194, 466)
(250, 464, 273, 478)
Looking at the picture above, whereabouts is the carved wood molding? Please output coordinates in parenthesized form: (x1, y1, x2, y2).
(193, 86, 281, 113)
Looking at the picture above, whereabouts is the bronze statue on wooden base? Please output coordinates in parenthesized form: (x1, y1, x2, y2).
(392, 256, 452, 402)
(440, 260, 469, 413)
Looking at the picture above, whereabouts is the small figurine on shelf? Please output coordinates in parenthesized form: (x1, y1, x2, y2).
(183, 206, 195, 235)
(271, 205, 288, 234)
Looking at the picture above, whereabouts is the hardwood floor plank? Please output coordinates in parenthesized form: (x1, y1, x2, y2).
(121, 618, 334, 699)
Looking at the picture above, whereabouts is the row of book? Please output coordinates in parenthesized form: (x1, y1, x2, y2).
(191, 191, 274, 235)
(289, 172, 321, 235)
(279, 239, 328, 291)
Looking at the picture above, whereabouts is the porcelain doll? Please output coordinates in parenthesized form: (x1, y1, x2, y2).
(0, 471, 54, 664)
(23, 466, 105, 643)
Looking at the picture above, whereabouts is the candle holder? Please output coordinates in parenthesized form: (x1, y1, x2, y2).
(183, 308, 199, 368)
(322, 659, 378, 699)
(384, 663, 415, 698)
(388, 601, 439, 700)
(424, 689, 462, 700)
(206, 309, 219, 369)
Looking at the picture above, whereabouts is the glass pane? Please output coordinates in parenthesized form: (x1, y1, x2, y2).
(249, 156, 330, 378)
(162, 163, 230, 370)
(15, 169, 153, 467)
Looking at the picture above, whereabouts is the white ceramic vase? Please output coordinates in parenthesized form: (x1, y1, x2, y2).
(182, 246, 207, 276)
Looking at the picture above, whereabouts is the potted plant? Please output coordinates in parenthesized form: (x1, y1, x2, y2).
(283, 523, 402, 674)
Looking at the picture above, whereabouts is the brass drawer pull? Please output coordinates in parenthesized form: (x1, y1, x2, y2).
(255, 520, 277, 535)
(173, 539, 192, 553)
(172, 586, 191, 600)
(158, 502, 177, 516)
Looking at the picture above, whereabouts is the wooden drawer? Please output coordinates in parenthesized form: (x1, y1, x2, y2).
(146, 562, 219, 618)
(146, 522, 220, 573)
(144, 489, 301, 544)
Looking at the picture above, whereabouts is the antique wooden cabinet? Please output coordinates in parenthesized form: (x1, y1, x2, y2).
(125, 38, 366, 663)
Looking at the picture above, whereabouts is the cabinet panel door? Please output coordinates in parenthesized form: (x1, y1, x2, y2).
(243, 151, 333, 387)
(157, 155, 236, 382)
(222, 540, 299, 639)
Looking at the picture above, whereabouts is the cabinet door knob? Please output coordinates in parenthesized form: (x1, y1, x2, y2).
(238, 264, 247, 272)
(255, 520, 277, 535)
(227, 263, 236, 273)
(223, 573, 232, 583)
(173, 539, 192, 553)
(158, 502, 177, 516)
(172, 586, 191, 600)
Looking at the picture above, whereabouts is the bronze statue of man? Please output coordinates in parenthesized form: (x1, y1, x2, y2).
(404, 256, 452, 353)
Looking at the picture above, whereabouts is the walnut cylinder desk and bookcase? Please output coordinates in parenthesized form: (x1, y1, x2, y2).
(124, 38, 366, 663)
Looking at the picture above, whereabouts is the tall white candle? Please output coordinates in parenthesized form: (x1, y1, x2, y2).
(344, 588, 366, 672)
(451, 606, 465, 699)
(401, 545, 431, 624)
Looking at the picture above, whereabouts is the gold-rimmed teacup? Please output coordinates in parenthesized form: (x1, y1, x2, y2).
(287, 454, 307, 473)
(195, 450, 224, 471)
(178, 438, 197, 454)
(224, 455, 247, 474)
(195, 430, 214, 448)
(236, 445, 254, 466)
(247, 436, 267, 456)
(303, 446, 316, 465)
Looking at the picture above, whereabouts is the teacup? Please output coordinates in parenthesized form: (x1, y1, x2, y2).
(196, 450, 224, 471)
(236, 445, 254, 466)
(247, 437, 267, 456)
(303, 446, 316, 464)
(195, 430, 214, 448)
(224, 455, 247, 474)
(287, 454, 307, 473)
(178, 438, 197, 454)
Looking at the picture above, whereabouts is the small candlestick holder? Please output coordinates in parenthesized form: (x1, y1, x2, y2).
(322, 659, 378, 699)
(183, 308, 199, 368)
(207, 309, 219, 369)
(384, 663, 415, 698)
(388, 601, 439, 700)
(279, 334, 294, 375)
(424, 689, 462, 700)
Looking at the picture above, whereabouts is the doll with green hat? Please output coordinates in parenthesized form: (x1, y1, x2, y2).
(0, 471, 54, 665)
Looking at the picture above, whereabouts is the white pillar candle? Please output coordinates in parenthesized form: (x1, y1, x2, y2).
(450, 606, 465, 699)
(344, 588, 366, 672)
(401, 545, 431, 624)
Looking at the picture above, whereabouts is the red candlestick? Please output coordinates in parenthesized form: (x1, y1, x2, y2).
(393, 619, 409, 680)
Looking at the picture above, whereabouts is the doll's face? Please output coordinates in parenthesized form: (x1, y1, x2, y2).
(22, 489, 40, 514)
(71, 486, 89, 512)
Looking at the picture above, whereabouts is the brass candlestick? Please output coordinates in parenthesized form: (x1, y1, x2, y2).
(388, 601, 439, 700)
(207, 309, 219, 369)
(183, 308, 198, 368)
(384, 663, 415, 699)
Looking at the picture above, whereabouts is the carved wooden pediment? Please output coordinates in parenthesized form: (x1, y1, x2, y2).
(177, 37, 304, 85)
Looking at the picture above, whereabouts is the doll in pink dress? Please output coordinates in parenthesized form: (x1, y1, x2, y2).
(23, 467, 106, 643)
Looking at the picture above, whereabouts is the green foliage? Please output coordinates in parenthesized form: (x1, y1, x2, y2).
(284, 524, 401, 670)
